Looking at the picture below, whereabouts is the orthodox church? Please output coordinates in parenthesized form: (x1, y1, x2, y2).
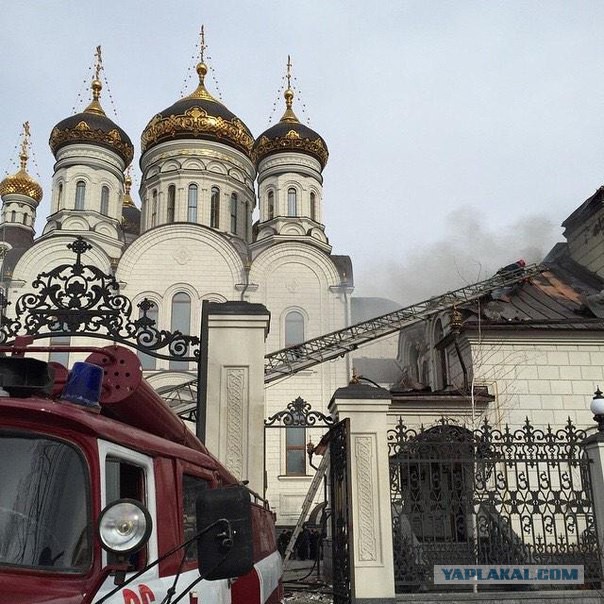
(0, 47, 354, 524)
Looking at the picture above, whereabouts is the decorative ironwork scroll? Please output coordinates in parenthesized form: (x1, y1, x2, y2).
(264, 396, 335, 428)
(388, 416, 601, 593)
(0, 237, 199, 361)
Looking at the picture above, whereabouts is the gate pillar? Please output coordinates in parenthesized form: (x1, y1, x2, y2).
(202, 301, 270, 495)
(583, 430, 604, 582)
(329, 382, 396, 603)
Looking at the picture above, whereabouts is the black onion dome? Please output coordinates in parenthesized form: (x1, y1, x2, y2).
(49, 79, 134, 166)
(141, 63, 254, 158)
(253, 86, 328, 169)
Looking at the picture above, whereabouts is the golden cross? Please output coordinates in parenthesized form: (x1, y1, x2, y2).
(20, 121, 31, 168)
(286, 55, 292, 89)
(94, 45, 102, 80)
(199, 25, 206, 63)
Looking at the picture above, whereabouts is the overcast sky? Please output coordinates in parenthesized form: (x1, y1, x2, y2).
(2, 1, 604, 304)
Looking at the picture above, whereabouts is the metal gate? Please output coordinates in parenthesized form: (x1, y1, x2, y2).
(329, 418, 352, 604)
(388, 416, 601, 593)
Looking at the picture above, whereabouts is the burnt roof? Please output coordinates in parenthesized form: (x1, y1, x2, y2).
(461, 244, 604, 331)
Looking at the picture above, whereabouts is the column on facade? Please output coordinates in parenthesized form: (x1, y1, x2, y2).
(203, 301, 270, 496)
(329, 382, 396, 603)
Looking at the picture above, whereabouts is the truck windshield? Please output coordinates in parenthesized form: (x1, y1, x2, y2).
(0, 433, 91, 572)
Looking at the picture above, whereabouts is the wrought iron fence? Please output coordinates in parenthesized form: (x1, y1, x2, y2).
(0, 237, 199, 361)
(388, 416, 601, 593)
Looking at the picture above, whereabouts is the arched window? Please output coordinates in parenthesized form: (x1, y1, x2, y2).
(434, 320, 448, 389)
(151, 190, 158, 227)
(310, 192, 317, 221)
(211, 186, 220, 228)
(267, 191, 274, 220)
(286, 422, 306, 475)
(230, 193, 238, 234)
(167, 185, 175, 223)
(138, 302, 158, 371)
(22, 213, 27, 225)
(100, 186, 109, 215)
(170, 292, 191, 370)
(10, 210, 15, 223)
(188, 184, 198, 222)
(49, 335, 70, 367)
(245, 201, 250, 241)
(58, 183, 63, 209)
(75, 180, 86, 210)
(285, 310, 305, 346)
(287, 188, 297, 216)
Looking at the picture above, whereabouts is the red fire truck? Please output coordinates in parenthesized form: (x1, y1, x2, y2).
(0, 342, 282, 603)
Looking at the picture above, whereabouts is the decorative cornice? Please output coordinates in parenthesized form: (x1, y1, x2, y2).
(141, 106, 254, 157)
(253, 132, 328, 168)
(50, 122, 134, 165)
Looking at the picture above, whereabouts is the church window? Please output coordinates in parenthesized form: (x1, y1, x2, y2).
(138, 302, 158, 371)
(49, 335, 70, 367)
(285, 421, 306, 475)
(285, 310, 305, 346)
(100, 186, 109, 215)
(10, 211, 16, 223)
(167, 185, 175, 223)
(288, 188, 297, 216)
(170, 292, 191, 370)
(211, 186, 220, 228)
(22, 213, 27, 225)
(230, 193, 238, 234)
(151, 190, 158, 227)
(75, 180, 86, 210)
(310, 192, 317, 221)
(245, 200, 250, 240)
(188, 184, 198, 222)
(267, 191, 274, 220)
(434, 320, 448, 390)
(58, 183, 63, 209)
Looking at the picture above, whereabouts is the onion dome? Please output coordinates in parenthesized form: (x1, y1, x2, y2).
(141, 61, 254, 157)
(0, 123, 43, 203)
(253, 78, 328, 170)
(49, 77, 134, 166)
(121, 173, 140, 237)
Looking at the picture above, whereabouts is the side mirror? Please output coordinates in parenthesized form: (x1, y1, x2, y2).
(196, 485, 253, 580)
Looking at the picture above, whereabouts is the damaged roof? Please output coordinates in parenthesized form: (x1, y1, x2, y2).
(462, 244, 604, 331)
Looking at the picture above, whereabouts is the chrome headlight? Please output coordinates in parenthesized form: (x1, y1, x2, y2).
(98, 499, 152, 555)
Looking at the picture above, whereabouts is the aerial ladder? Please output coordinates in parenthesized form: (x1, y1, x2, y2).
(164, 262, 543, 419)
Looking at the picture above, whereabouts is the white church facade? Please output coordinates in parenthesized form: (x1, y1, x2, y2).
(0, 51, 354, 525)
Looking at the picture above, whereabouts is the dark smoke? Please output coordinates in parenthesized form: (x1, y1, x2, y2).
(354, 207, 559, 306)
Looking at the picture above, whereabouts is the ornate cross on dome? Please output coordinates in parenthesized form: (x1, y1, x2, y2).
(286, 55, 292, 89)
(19, 121, 30, 169)
(199, 25, 206, 64)
(94, 45, 103, 80)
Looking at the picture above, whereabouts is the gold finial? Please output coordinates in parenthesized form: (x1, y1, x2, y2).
(19, 121, 30, 170)
(280, 55, 299, 123)
(122, 167, 135, 208)
(350, 367, 361, 385)
(187, 26, 217, 102)
(85, 45, 106, 115)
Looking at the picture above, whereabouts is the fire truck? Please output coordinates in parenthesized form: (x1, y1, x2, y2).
(0, 341, 282, 604)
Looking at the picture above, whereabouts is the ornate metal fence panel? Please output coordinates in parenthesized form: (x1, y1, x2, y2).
(0, 237, 199, 361)
(388, 416, 601, 593)
(330, 418, 352, 604)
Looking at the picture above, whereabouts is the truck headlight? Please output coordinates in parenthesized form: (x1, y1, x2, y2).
(98, 499, 152, 555)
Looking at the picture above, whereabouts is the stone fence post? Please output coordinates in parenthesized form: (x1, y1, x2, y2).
(329, 382, 396, 603)
(582, 430, 604, 582)
(202, 301, 270, 496)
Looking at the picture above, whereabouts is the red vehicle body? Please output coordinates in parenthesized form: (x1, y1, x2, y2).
(0, 343, 282, 603)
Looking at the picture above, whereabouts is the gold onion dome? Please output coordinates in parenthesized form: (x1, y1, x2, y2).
(0, 127, 43, 203)
(140, 61, 254, 157)
(252, 78, 328, 170)
(49, 77, 134, 166)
